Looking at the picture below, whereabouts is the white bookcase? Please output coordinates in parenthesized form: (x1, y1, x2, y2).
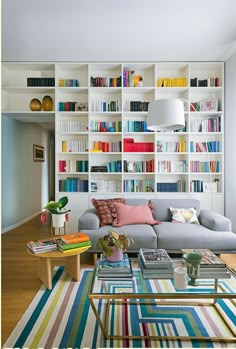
(2, 62, 224, 232)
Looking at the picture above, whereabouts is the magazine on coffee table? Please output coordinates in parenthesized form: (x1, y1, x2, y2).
(181, 249, 226, 268)
(139, 248, 173, 268)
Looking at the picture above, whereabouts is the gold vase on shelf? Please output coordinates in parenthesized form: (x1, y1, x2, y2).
(42, 95, 53, 111)
(30, 98, 42, 111)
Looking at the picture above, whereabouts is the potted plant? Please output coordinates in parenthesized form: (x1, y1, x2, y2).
(41, 196, 71, 228)
(96, 230, 134, 262)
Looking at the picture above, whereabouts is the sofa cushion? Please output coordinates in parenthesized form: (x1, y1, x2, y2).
(111, 202, 160, 227)
(150, 199, 201, 221)
(169, 207, 199, 224)
(91, 198, 125, 226)
(125, 198, 150, 206)
(153, 222, 236, 251)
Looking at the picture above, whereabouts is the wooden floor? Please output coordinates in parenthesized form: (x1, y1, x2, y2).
(1, 216, 236, 345)
(1, 215, 94, 345)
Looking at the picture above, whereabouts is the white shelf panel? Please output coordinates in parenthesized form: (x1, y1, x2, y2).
(3, 87, 55, 93)
(56, 87, 88, 93)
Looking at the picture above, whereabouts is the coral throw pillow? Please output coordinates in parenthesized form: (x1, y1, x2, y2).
(112, 202, 160, 227)
(91, 198, 125, 226)
(169, 207, 199, 224)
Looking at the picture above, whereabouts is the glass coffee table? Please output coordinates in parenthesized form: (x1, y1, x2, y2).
(88, 261, 236, 343)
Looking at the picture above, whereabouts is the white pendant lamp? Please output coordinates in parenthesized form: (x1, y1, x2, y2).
(147, 99, 185, 131)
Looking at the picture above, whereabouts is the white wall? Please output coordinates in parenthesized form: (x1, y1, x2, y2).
(225, 52, 236, 231)
(1, 117, 51, 231)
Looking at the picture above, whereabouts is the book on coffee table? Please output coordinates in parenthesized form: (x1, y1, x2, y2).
(138, 254, 174, 279)
(181, 249, 226, 268)
(97, 253, 133, 280)
(139, 248, 173, 269)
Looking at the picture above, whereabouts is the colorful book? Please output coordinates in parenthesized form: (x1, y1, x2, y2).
(61, 232, 90, 244)
(58, 245, 91, 253)
(27, 238, 57, 250)
(27, 243, 57, 254)
(27, 238, 57, 254)
(57, 239, 91, 250)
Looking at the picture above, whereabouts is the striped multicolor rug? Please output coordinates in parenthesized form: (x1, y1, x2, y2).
(3, 267, 236, 348)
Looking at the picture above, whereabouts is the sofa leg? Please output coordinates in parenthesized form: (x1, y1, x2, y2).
(93, 253, 98, 265)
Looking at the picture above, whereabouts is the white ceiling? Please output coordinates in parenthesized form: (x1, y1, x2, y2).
(2, 0, 236, 62)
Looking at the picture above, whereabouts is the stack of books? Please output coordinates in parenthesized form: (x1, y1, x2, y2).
(57, 232, 91, 253)
(27, 238, 58, 254)
(182, 249, 231, 279)
(97, 253, 133, 280)
(138, 248, 173, 279)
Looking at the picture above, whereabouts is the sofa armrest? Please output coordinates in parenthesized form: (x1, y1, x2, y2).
(199, 210, 232, 232)
(78, 209, 100, 230)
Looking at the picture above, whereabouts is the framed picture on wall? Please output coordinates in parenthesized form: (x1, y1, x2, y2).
(33, 144, 45, 162)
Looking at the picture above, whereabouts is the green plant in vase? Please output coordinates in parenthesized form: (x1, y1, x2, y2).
(41, 196, 71, 227)
(96, 230, 134, 262)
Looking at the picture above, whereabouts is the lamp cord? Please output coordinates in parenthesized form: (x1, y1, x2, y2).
(178, 98, 214, 211)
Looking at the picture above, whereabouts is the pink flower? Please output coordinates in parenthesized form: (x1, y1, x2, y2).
(41, 212, 47, 224)
(65, 213, 70, 221)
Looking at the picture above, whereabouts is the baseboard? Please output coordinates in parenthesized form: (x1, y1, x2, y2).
(1, 211, 41, 234)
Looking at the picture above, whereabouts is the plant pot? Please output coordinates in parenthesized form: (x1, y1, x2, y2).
(52, 214, 66, 228)
(106, 247, 123, 262)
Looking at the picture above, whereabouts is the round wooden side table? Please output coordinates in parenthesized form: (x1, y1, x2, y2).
(27, 246, 90, 290)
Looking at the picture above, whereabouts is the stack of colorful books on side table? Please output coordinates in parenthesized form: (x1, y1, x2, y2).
(27, 238, 58, 254)
(97, 253, 133, 280)
(56, 232, 91, 252)
(181, 249, 231, 279)
(138, 248, 173, 279)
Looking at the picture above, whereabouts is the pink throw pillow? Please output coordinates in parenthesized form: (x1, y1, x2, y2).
(91, 198, 125, 226)
(112, 202, 160, 227)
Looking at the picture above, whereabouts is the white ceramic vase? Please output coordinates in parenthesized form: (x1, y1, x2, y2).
(52, 213, 66, 228)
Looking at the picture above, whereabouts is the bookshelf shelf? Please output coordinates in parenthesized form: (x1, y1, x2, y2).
(2, 61, 224, 228)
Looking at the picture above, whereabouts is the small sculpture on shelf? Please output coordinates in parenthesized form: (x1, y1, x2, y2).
(42, 95, 53, 111)
(29, 96, 53, 112)
(77, 102, 88, 111)
(30, 98, 42, 111)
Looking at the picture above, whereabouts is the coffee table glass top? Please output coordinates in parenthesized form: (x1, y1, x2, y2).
(89, 260, 236, 298)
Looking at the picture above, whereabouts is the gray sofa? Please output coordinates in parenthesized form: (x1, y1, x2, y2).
(78, 198, 236, 256)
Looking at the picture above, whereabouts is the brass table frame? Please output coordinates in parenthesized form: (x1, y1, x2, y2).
(88, 267, 236, 343)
